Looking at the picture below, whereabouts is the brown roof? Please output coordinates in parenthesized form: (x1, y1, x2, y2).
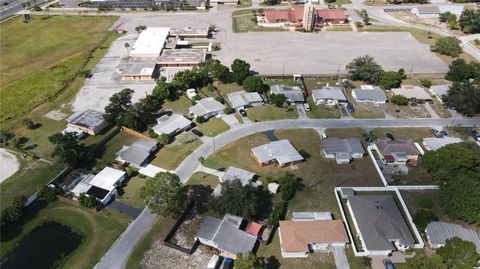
(279, 220, 348, 252)
(315, 9, 347, 20)
(264, 6, 304, 24)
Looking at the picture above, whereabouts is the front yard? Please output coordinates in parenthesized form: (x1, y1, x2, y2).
(117, 175, 147, 208)
(306, 97, 341, 119)
(196, 117, 230, 137)
(246, 105, 298, 122)
(150, 132, 203, 170)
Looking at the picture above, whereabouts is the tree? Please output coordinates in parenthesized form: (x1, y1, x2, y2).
(235, 253, 263, 269)
(48, 132, 90, 167)
(406, 255, 447, 269)
(152, 77, 173, 101)
(445, 59, 480, 82)
(141, 172, 188, 217)
(135, 25, 147, 33)
(171, 68, 209, 90)
(0, 130, 14, 145)
(269, 93, 287, 107)
(390, 95, 409, 105)
(104, 88, 134, 124)
(268, 200, 286, 227)
(459, 9, 480, 34)
(243, 76, 269, 94)
(346, 55, 384, 84)
(413, 209, 438, 231)
(431, 37, 462, 57)
(360, 9, 370, 25)
(0, 195, 27, 228)
(22, 118, 36, 129)
(196, 116, 206, 124)
(420, 79, 432, 88)
(440, 173, 480, 224)
(379, 69, 404, 90)
(362, 130, 377, 143)
(124, 42, 130, 54)
(38, 186, 57, 202)
(443, 81, 480, 117)
(231, 59, 251, 85)
(437, 237, 480, 269)
(224, 106, 235, 114)
(210, 179, 269, 219)
(79, 194, 96, 208)
(422, 142, 480, 181)
(279, 173, 297, 201)
(439, 12, 451, 23)
(157, 134, 172, 146)
(199, 59, 230, 83)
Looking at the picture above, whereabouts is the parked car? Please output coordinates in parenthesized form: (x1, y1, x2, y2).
(191, 129, 203, 137)
(472, 130, 480, 142)
(303, 103, 311, 112)
(320, 132, 327, 139)
(347, 103, 355, 113)
(440, 130, 448, 137)
(222, 258, 233, 269)
(429, 128, 443, 138)
(386, 133, 395, 141)
(239, 109, 247, 117)
(383, 259, 394, 269)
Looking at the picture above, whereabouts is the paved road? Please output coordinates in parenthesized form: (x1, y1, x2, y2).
(108, 200, 143, 219)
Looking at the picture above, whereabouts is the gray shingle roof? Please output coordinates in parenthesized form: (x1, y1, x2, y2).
(227, 91, 264, 108)
(321, 138, 365, 155)
(270, 85, 305, 103)
(152, 113, 191, 135)
(189, 97, 226, 117)
(430, 85, 450, 99)
(116, 138, 157, 167)
(375, 139, 421, 156)
(352, 89, 387, 102)
(426, 222, 480, 253)
(68, 109, 106, 129)
(348, 195, 415, 251)
(311, 87, 347, 101)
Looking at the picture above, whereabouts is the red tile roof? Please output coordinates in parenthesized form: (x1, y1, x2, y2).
(264, 6, 304, 23)
(315, 9, 347, 20)
(246, 221, 264, 237)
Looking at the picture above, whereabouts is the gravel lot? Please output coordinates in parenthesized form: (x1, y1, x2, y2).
(141, 241, 214, 269)
(0, 148, 19, 183)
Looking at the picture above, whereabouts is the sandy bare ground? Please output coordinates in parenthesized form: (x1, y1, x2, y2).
(0, 148, 20, 183)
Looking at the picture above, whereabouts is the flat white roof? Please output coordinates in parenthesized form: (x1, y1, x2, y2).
(423, 137, 462, 151)
(130, 27, 170, 57)
(251, 139, 304, 165)
(89, 167, 126, 191)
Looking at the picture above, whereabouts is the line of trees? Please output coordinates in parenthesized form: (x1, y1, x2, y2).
(346, 55, 406, 89)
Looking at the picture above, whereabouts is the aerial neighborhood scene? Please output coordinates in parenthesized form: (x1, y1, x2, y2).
(1, 0, 480, 267)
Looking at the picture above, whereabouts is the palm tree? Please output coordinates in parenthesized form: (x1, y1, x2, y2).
(198, 157, 205, 179)
(124, 42, 130, 55)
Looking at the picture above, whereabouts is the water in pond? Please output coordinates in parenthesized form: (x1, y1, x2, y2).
(2, 221, 83, 269)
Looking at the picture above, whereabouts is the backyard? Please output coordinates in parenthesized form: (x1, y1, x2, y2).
(150, 132, 203, 170)
(1, 200, 130, 269)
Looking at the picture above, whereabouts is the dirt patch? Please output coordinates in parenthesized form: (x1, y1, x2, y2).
(0, 148, 20, 183)
(141, 241, 215, 269)
(44, 109, 68, 121)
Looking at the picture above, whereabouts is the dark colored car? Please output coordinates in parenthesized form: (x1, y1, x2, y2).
(191, 129, 203, 137)
(347, 103, 355, 113)
(383, 259, 394, 269)
(386, 133, 395, 141)
(239, 109, 247, 117)
(472, 130, 480, 142)
(430, 128, 443, 138)
(222, 258, 234, 269)
(440, 130, 448, 137)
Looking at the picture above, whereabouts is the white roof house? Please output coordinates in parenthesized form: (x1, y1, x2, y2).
(422, 137, 462, 151)
(270, 85, 305, 103)
(426, 222, 480, 253)
(152, 113, 192, 136)
(391, 85, 431, 101)
(213, 166, 256, 197)
(67, 109, 108, 135)
(129, 27, 170, 57)
(429, 84, 450, 103)
(251, 140, 304, 167)
(71, 167, 127, 205)
(311, 87, 347, 105)
(227, 91, 264, 109)
(351, 87, 387, 104)
(189, 97, 226, 119)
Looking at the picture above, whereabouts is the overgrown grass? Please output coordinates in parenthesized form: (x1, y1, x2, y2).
(117, 175, 147, 208)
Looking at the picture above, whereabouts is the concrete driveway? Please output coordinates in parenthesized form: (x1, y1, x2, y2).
(333, 246, 350, 269)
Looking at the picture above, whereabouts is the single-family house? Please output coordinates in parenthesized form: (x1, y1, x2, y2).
(422, 137, 462, 151)
(428, 84, 450, 103)
(411, 6, 440, 18)
(152, 113, 192, 136)
(279, 218, 348, 258)
(270, 85, 305, 103)
(227, 91, 264, 109)
(372, 139, 422, 165)
(115, 138, 158, 168)
(196, 214, 258, 257)
(347, 194, 416, 256)
(351, 86, 387, 104)
(67, 109, 108, 135)
(71, 167, 127, 205)
(212, 166, 256, 197)
(292, 211, 332, 221)
(251, 140, 304, 167)
(311, 87, 347, 105)
(426, 222, 480, 253)
(189, 97, 226, 119)
(321, 138, 365, 164)
(391, 85, 432, 103)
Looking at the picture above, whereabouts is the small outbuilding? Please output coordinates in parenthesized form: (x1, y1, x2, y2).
(67, 109, 108, 136)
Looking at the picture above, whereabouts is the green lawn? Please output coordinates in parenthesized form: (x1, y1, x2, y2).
(150, 133, 203, 170)
(186, 172, 219, 188)
(0, 160, 65, 210)
(232, 9, 285, 33)
(196, 117, 230, 137)
(1, 200, 130, 269)
(117, 175, 147, 208)
(163, 96, 192, 116)
(306, 97, 341, 119)
(372, 127, 433, 142)
(95, 131, 138, 169)
(237, 0, 252, 8)
(0, 15, 118, 123)
(246, 105, 298, 121)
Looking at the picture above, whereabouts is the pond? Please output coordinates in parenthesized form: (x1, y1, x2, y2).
(2, 221, 83, 269)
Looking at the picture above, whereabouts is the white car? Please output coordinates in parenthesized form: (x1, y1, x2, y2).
(303, 103, 311, 112)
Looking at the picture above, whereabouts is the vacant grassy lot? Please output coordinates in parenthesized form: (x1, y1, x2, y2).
(0, 15, 117, 123)
(232, 9, 285, 33)
(163, 96, 192, 115)
(306, 97, 341, 119)
(1, 200, 130, 269)
(186, 172, 219, 188)
(247, 105, 298, 121)
(372, 127, 433, 142)
(118, 175, 147, 208)
(150, 133, 202, 170)
(196, 117, 230, 137)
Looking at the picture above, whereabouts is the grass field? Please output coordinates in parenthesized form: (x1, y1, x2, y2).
(163, 96, 192, 115)
(95, 131, 138, 169)
(196, 117, 230, 137)
(306, 97, 341, 119)
(247, 105, 298, 121)
(150, 133, 203, 170)
(232, 9, 285, 33)
(186, 172, 219, 188)
(0, 15, 118, 123)
(1, 200, 130, 269)
(117, 175, 147, 208)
